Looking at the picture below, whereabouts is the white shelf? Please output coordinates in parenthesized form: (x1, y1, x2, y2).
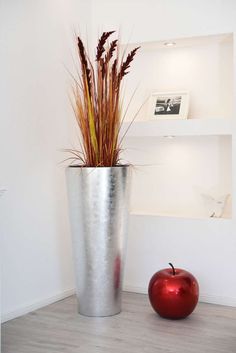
(121, 118, 232, 138)
(130, 211, 232, 221)
(123, 33, 233, 52)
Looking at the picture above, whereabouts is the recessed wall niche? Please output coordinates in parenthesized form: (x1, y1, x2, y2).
(121, 33, 233, 220)
(123, 135, 232, 219)
(123, 33, 233, 122)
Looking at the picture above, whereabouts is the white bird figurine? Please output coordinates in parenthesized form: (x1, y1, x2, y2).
(201, 193, 230, 218)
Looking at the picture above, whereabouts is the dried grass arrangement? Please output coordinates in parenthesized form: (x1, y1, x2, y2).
(69, 31, 140, 167)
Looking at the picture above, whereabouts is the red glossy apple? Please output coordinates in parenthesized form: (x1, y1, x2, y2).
(148, 263, 199, 319)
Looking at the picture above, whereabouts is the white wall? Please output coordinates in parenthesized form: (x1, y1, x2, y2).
(1, 0, 236, 323)
(0, 0, 91, 321)
(125, 215, 236, 306)
(90, 0, 236, 43)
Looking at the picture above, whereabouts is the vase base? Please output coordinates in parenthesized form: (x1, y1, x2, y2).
(78, 309, 121, 317)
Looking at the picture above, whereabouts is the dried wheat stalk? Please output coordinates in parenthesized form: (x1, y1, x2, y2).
(71, 31, 140, 167)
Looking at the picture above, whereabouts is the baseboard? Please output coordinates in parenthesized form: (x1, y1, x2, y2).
(199, 293, 236, 307)
(1, 288, 76, 323)
(123, 284, 148, 295)
(123, 284, 236, 307)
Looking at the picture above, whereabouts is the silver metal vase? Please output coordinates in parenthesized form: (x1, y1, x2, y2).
(66, 165, 131, 317)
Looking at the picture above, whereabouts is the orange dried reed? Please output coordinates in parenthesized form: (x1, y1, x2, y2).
(70, 31, 140, 167)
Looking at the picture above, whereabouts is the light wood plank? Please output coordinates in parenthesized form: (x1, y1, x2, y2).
(2, 292, 236, 353)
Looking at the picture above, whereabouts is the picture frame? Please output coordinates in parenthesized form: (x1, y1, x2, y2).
(149, 91, 189, 120)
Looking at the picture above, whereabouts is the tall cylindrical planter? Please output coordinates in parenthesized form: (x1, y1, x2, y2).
(66, 165, 131, 317)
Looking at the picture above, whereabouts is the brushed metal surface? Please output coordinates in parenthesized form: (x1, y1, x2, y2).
(66, 166, 131, 316)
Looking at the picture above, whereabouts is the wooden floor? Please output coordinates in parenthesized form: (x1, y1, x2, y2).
(2, 292, 236, 353)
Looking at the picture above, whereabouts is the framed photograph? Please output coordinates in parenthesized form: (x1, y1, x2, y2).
(149, 91, 189, 120)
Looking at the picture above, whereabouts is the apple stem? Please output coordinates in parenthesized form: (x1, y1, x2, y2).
(169, 263, 176, 275)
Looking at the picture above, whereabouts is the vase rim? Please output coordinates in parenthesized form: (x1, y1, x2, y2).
(67, 164, 131, 169)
